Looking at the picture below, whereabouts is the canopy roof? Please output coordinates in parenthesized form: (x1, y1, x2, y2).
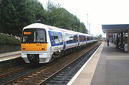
(102, 24, 129, 33)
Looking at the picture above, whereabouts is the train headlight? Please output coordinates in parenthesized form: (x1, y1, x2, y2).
(42, 48, 44, 50)
(22, 48, 26, 51)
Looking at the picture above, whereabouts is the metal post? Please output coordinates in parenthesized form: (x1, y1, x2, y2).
(116, 33, 119, 48)
(128, 28, 129, 52)
(121, 32, 123, 48)
(87, 14, 90, 34)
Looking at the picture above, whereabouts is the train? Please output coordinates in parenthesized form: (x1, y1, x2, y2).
(21, 23, 97, 63)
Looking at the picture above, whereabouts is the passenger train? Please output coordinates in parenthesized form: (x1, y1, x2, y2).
(21, 23, 97, 63)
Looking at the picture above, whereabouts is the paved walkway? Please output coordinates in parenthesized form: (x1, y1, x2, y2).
(69, 42, 129, 85)
(67, 42, 103, 85)
(91, 43, 129, 85)
(0, 51, 21, 62)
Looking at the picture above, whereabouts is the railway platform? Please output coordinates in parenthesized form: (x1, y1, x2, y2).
(0, 51, 21, 62)
(68, 42, 129, 85)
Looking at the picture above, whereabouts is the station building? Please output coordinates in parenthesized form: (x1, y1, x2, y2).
(102, 24, 129, 52)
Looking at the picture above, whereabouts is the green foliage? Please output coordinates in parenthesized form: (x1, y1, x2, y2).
(0, 33, 21, 45)
(0, 0, 88, 37)
(0, 0, 45, 36)
(46, 3, 88, 33)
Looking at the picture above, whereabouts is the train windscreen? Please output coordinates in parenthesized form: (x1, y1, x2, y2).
(22, 28, 46, 43)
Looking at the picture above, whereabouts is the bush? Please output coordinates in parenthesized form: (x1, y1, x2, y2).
(0, 33, 21, 45)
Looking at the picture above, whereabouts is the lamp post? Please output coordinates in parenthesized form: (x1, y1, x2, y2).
(87, 13, 90, 34)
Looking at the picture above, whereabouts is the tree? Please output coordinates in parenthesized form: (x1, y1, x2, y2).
(0, 0, 88, 36)
(46, 2, 88, 33)
(0, 0, 46, 36)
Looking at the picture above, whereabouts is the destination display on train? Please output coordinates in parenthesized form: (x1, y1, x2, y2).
(24, 32, 32, 35)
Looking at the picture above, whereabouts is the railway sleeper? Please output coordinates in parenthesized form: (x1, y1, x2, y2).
(52, 77, 71, 81)
(53, 75, 72, 79)
(46, 80, 68, 84)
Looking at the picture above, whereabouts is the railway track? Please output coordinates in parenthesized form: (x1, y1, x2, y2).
(41, 45, 99, 85)
(0, 66, 24, 78)
(0, 64, 38, 85)
(0, 42, 100, 85)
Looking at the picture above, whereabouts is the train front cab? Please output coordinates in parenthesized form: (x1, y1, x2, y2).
(21, 28, 51, 63)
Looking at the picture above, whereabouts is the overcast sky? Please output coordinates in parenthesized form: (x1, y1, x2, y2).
(39, 0, 129, 36)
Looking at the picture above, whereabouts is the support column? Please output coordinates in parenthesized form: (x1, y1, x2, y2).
(116, 33, 119, 48)
(106, 33, 109, 39)
(120, 32, 123, 48)
(128, 28, 129, 53)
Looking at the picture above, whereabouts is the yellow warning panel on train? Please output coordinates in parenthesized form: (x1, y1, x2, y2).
(21, 43, 47, 51)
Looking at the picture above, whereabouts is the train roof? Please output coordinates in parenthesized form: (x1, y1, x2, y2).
(23, 23, 78, 33)
(24, 23, 66, 31)
(23, 23, 92, 36)
(23, 23, 48, 29)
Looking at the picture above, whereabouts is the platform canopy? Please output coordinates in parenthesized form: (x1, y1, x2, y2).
(102, 24, 129, 33)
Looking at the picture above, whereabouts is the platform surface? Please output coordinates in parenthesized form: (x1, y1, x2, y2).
(91, 43, 129, 85)
(0, 51, 21, 62)
(69, 42, 129, 85)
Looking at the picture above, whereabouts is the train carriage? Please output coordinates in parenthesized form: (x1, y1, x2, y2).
(21, 24, 51, 63)
(21, 23, 97, 63)
(64, 31, 79, 49)
(78, 33, 87, 46)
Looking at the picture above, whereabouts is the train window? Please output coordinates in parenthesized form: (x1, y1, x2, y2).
(87, 36, 90, 41)
(54, 36, 60, 44)
(23, 32, 34, 43)
(58, 34, 63, 43)
(49, 31, 63, 46)
(89, 36, 91, 40)
(79, 35, 86, 42)
(73, 35, 78, 42)
(79, 35, 82, 42)
(66, 33, 75, 44)
(36, 29, 46, 42)
(22, 28, 46, 43)
(83, 36, 86, 41)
